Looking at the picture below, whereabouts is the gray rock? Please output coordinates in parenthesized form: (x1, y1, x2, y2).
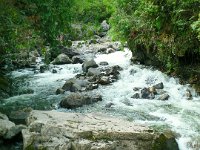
(185, 89, 192, 100)
(62, 78, 76, 91)
(153, 82, 164, 89)
(82, 59, 98, 72)
(106, 48, 115, 54)
(52, 68, 57, 73)
(52, 53, 72, 65)
(0, 113, 9, 120)
(87, 68, 101, 77)
(148, 87, 157, 94)
(71, 83, 82, 92)
(131, 93, 140, 99)
(22, 110, 178, 150)
(4, 125, 26, 139)
(62, 78, 90, 92)
(158, 94, 170, 101)
(0, 118, 15, 137)
(86, 83, 98, 90)
(105, 65, 122, 76)
(141, 88, 151, 99)
(153, 131, 179, 150)
(60, 93, 102, 109)
(99, 61, 109, 66)
(101, 20, 110, 32)
(133, 87, 141, 91)
(93, 35, 101, 39)
(105, 102, 114, 108)
(56, 88, 65, 95)
(40, 64, 48, 73)
(130, 69, 137, 75)
(9, 108, 32, 124)
(89, 39, 97, 44)
(98, 47, 107, 53)
(98, 76, 110, 85)
(72, 56, 84, 64)
(61, 47, 79, 58)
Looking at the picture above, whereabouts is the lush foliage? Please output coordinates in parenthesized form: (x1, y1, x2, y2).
(0, 0, 74, 62)
(69, 0, 114, 40)
(110, 0, 200, 71)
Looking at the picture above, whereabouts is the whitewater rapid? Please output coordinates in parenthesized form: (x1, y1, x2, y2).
(2, 46, 200, 150)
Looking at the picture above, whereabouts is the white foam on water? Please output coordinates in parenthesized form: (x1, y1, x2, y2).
(6, 46, 200, 150)
(94, 48, 200, 150)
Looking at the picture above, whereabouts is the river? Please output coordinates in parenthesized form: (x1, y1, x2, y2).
(1, 40, 200, 150)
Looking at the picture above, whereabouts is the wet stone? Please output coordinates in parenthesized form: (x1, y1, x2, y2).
(158, 94, 170, 101)
(131, 93, 140, 99)
(153, 82, 164, 89)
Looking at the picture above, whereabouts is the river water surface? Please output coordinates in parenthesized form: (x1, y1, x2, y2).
(1, 43, 200, 150)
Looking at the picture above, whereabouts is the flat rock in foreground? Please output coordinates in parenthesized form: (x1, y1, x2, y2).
(22, 110, 179, 150)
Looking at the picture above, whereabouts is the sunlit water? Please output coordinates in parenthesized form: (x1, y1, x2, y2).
(1, 46, 200, 150)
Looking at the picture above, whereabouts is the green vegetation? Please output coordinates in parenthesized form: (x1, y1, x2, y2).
(0, 0, 199, 89)
(110, 0, 200, 72)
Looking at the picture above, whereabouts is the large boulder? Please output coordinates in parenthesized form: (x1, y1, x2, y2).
(0, 112, 26, 140)
(59, 93, 102, 109)
(60, 47, 79, 58)
(0, 116, 15, 137)
(62, 78, 90, 92)
(153, 82, 164, 89)
(4, 124, 26, 139)
(72, 56, 84, 64)
(87, 68, 101, 77)
(82, 59, 98, 72)
(52, 53, 72, 65)
(101, 20, 110, 32)
(22, 110, 179, 150)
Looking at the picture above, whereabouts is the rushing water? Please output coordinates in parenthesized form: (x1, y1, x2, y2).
(1, 45, 200, 150)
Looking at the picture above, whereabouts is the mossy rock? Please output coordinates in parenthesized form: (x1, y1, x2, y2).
(153, 131, 179, 150)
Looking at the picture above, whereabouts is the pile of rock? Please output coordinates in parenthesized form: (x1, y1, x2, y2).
(56, 58, 122, 109)
(131, 82, 170, 101)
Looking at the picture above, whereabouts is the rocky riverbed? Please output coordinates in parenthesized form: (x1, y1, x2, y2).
(0, 33, 200, 149)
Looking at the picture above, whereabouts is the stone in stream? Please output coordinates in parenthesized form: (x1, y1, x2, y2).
(141, 88, 151, 99)
(82, 59, 98, 72)
(72, 55, 84, 64)
(158, 93, 170, 101)
(60, 47, 79, 58)
(153, 82, 164, 89)
(105, 102, 114, 108)
(40, 64, 48, 73)
(51, 53, 72, 65)
(98, 47, 107, 53)
(185, 89, 192, 100)
(87, 68, 101, 77)
(56, 88, 65, 95)
(153, 131, 179, 150)
(106, 47, 115, 54)
(59, 92, 102, 109)
(22, 110, 179, 150)
(131, 93, 140, 99)
(99, 61, 109, 66)
(52, 68, 57, 73)
(133, 87, 141, 91)
(62, 78, 90, 92)
(98, 76, 110, 85)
